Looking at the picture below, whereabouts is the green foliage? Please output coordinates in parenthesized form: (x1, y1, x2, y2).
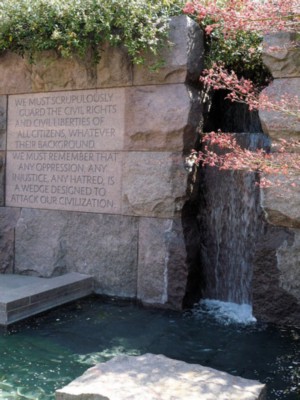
(206, 29, 271, 85)
(185, 3, 272, 86)
(0, 0, 183, 63)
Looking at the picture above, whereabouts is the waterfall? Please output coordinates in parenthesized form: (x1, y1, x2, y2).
(197, 167, 260, 304)
(182, 93, 271, 312)
(196, 131, 270, 305)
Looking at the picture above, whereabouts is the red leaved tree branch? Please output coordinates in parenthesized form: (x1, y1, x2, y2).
(183, 0, 300, 187)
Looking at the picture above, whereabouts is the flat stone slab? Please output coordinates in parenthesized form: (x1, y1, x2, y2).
(56, 354, 266, 400)
(0, 272, 93, 325)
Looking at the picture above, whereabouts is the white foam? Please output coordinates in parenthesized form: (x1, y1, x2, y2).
(192, 299, 257, 325)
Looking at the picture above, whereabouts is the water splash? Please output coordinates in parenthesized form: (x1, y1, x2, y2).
(192, 299, 257, 325)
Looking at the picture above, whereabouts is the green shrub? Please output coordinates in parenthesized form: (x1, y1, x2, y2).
(205, 29, 271, 85)
(0, 0, 183, 63)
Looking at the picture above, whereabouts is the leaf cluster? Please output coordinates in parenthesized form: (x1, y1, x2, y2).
(205, 29, 271, 85)
(184, 0, 272, 85)
(0, 0, 183, 63)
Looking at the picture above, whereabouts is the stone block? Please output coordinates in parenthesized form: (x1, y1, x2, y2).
(0, 95, 7, 150)
(253, 224, 300, 325)
(259, 78, 300, 142)
(0, 273, 94, 325)
(137, 218, 187, 309)
(0, 52, 32, 95)
(97, 44, 133, 87)
(133, 16, 204, 85)
(31, 51, 97, 92)
(277, 229, 300, 303)
(62, 213, 138, 298)
(0, 207, 21, 273)
(31, 45, 133, 92)
(56, 354, 266, 400)
(125, 84, 201, 152)
(263, 32, 300, 78)
(14, 209, 138, 298)
(15, 209, 69, 277)
(122, 152, 187, 218)
(260, 173, 300, 229)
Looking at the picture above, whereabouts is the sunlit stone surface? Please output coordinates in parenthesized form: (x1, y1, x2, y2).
(56, 354, 266, 400)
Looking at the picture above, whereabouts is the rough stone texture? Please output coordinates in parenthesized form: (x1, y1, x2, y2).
(262, 32, 300, 78)
(56, 354, 266, 400)
(137, 218, 187, 310)
(133, 16, 204, 85)
(31, 51, 97, 92)
(253, 224, 300, 325)
(31, 46, 133, 92)
(0, 52, 32, 95)
(15, 209, 69, 277)
(125, 84, 202, 152)
(259, 77, 300, 142)
(122, 152, 187, 218)
(277, 229, 300, 302)
(14, 209, 138, 298)
(0, 95, 7, 150)
(0, 151, 4, 207)
(97, 44, 133, 87)
(0, 207, 21, 274)
(256, 34, 300, 325)
(261, 173, 300, 229)
(62, 213, 138, 298)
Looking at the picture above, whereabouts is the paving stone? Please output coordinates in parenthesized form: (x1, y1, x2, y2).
(0, 272, 93, 325)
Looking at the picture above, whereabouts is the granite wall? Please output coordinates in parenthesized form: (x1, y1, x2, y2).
(253, 32, 300, 324)
(0, 16, 204, 310)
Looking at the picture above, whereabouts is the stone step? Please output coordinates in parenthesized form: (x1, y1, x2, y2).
(0, 272, 94, 326)
(56, 354, 266, 400)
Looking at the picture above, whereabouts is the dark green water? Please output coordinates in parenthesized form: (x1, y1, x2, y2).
(0, 296, 299, 399)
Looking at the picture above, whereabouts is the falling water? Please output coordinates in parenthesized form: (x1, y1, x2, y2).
(197, 166, 261, 305)
(183, 88, 273, 312)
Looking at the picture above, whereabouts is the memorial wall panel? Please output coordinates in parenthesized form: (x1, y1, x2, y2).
(6, 88, 125, 213)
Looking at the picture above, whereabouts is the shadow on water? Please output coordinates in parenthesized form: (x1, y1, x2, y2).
(0, 296, 299, 400)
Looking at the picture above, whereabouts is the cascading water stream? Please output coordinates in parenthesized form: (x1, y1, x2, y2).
(197, 165, 261, 306)
(185, 93, 272, 321)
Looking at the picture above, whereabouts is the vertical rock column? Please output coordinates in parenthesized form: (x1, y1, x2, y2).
(253, 33, 300, 324)
(131, 16, 204, 309)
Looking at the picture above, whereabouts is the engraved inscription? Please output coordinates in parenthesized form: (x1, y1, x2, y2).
(6, 89, 125, 213)
(6, 151, 122, 213)
(7, 89, 125, 151)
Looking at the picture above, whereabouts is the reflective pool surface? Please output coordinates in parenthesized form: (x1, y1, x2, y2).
(0, 296, 299, 399)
